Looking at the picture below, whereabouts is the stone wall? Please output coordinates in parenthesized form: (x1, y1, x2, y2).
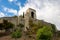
(24, 8, 36, 31)
(0, 19, 3, 23)
(0, 16, 24, 28)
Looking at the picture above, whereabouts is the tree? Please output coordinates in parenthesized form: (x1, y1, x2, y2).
(36, 26, 53, 40)
(3, 19, 14, 32)
(51, 24, 56, 33)
(13, 15, 17, 18)
(11, 29, 22, 40)
(5, 22, 14, 32)
(0, 23, 4, 30)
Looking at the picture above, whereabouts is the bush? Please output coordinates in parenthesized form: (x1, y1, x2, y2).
(36, 26, 53, 40)
(11, 29, 22, 39)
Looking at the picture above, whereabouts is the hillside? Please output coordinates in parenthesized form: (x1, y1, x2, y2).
(0, 15, 60, 40)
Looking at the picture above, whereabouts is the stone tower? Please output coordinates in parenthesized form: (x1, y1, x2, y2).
(24, 8, 36, 31)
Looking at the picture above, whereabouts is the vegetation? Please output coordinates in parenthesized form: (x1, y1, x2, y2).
(0, 19, 14, 32)
(22, 18, 56, 40)
(11, 29, 22, 40)
(13, 15, 17, 18)
(17, 23, 24, 28)
(51, 24, 56, 33)
(0, 23, 4, 30)
(36, 26, 53, 40)
(0, 17, 56, 40)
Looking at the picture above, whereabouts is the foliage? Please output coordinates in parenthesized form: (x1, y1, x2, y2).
(0, 23, 4, 30)
(51, 24, 56, 33)
(36, 26, 53, 40)
(13, 15, 17, 18)
(28, 19, 55, 40)
(29, 19, 38, 34)
(17, 23, 24, 28)
(5, 23, 13, 29)
(3, 19, 8, 24)
(29, 20, 45, 34)
(11, 29, 22, 39)
(0, 19, 14, 32)
(3, 20, 14, 29)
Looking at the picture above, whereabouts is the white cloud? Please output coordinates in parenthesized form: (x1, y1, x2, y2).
(8, 0, 13, 2)
(8, 9, 18, 15)
(3, 7, 18, 15)
(8, 0, 17, 2)
(18, 0, 60, 30)
(0, 12, 5, 17)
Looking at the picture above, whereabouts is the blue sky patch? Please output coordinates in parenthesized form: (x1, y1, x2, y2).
(0, 0, 27, 16)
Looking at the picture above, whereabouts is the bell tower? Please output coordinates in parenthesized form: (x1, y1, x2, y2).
(24, 8, 36, 31)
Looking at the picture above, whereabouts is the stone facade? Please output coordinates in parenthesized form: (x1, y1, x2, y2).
(0, 8, 37, 31)
(0, 19, 3, 23)
(24, 8, 36, 31)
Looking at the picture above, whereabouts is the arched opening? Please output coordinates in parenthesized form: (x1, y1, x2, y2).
(31, 12, 34, 18)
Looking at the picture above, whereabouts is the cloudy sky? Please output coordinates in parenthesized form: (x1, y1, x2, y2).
(0, 0, 60, 30)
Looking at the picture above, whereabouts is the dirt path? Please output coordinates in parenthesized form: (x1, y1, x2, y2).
(0, 36, 12, 40)
(0, 30, 35, 40)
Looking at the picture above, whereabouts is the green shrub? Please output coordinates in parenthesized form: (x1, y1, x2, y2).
(36, 26, 53, 40)
(11, 29, 22, 39)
